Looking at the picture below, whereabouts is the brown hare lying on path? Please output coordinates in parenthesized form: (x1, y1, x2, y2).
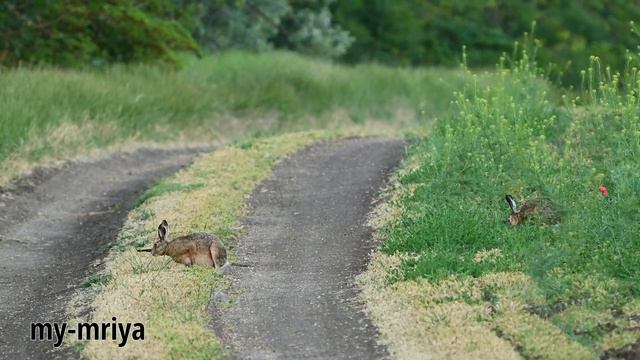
(148, 220, 228, 270)
(505, 195, 561, 226)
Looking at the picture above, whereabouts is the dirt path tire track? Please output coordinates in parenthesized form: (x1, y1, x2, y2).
(210, 137, 405, 359)
(0, 147, 208, 359)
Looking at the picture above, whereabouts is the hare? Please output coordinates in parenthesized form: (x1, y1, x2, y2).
(505, 195, 560, 226)
(151, 220, 228, 270)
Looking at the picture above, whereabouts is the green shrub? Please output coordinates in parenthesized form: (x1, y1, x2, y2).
(0, 0, 352, 67)
(0, 0, 201, 66)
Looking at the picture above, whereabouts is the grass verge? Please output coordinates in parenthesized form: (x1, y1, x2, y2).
(360, 54, 639, 358)
(0, 51, 471, 187)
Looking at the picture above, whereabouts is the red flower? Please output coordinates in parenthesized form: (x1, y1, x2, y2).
(599, 184, 609, 197)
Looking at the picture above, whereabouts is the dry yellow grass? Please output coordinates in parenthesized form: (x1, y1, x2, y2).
(359, 252, 602, 359)
(0, 121, 218, 188)
(0, 113, 292, 188)
(359, 254, 521, 360)
(0, 110, 420, 189)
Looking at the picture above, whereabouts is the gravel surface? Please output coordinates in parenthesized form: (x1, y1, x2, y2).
(210, 137, 405, 360)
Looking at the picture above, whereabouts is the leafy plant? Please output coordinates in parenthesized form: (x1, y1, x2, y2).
(0, 0, 201, 67)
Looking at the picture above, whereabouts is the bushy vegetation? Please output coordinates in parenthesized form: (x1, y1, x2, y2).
(199, 0, 353, 58)
(0, 0, 350, 67)
(333, 1, 640, 83)
(0, 0, 202, 66)
(380, 45, 639, 355)
(5, 0, 639, 84)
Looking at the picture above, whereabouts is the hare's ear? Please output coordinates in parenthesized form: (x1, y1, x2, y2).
(505, 195, 517, 213)
(158, 220, 169, 241)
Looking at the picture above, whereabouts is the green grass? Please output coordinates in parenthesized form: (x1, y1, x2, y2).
(81, 274, 112, 288)
(134, 182, 204, 208)
(381, 53, 639, 356)
(0, 51, 472, 185)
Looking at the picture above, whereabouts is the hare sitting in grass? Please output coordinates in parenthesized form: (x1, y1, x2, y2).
(151, 220, 228, 270)
(505, 195, 560, 226)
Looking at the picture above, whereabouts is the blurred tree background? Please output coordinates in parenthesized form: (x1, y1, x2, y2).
(2, 0, 639, 82)
(332, 0, 640, 83)
(0, 0, 352, 66)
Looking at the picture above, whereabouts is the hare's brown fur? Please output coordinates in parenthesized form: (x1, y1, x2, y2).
(152, 220, 227, 270)
(161, 233, 226, 268)
(506, 196, 560, 226)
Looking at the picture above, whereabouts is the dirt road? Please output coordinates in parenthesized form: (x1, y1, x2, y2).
(210, 138, 405, 359)
(0, 148, 207, 359)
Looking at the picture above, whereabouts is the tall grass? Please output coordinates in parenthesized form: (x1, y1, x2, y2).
(0, 51, 470, 184)
(382, 48, 640, 355)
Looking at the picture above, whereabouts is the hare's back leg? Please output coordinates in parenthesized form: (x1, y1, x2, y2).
(192, 251, 214, 267)
(210, 244, 221, 269)
(177, 253, 193, 266)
